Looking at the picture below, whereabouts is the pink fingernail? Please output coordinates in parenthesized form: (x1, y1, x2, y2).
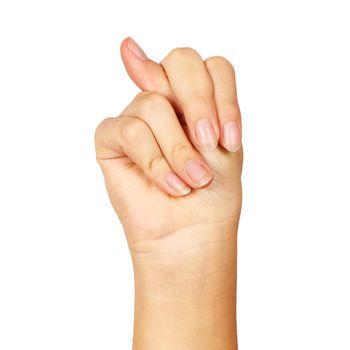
(126, 37, 148, 61)
(165, 172, 191, 196)
(195, 118, 217, 150)
(184, 159, 213, 187)
(223, 121, 241, 152)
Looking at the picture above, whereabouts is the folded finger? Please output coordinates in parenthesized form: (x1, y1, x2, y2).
(122, 91, 214, 189)
(160, 48, 220, 152)
(95, 115, 192, 197)
(205, 56, 242, 152)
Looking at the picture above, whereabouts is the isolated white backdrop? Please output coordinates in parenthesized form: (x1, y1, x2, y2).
(0, 0, 349, 349)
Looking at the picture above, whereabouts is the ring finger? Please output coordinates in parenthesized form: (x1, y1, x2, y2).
(205, 56, 242, 152)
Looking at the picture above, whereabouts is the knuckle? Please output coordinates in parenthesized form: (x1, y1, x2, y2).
(120, 117, 147, 142)
(220, 99, 240, 110)
(94, 117, 114, 144)
(94, 116, 119, 162)
(167, 47, 199, 62)
(171, 142, 191, 161)
(135, 91, 168, 112)
(205, 55, 234, 71)
(182, 94, 210, 109)
(218, 104, 241, 122)
(146, 154, 165, 174)
(218, 102, 241, 124)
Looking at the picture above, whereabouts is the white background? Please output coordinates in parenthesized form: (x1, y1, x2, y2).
(0, 0, 349, 349)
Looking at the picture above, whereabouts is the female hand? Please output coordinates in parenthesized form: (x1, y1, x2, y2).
(94, 38, 243, 349)
(95, 39, 243, 251)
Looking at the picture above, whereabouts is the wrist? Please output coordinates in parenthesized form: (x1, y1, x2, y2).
(130, 222, 238, 350)
(133, 283, 237, 350)
(129, 221, 238, 298)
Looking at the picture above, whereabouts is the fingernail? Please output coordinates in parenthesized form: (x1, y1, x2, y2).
(195, 118, 217, 150)
(184, 159, 213, 187)
(126, 37, 148, 61)
(165, 172, 191, 196)
(223, 121, 241, 152)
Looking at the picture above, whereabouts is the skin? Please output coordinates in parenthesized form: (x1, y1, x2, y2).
(95, 37, 243, 350)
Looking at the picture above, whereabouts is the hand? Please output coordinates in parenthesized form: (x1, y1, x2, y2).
(95, 38, 243, 250)
(94, 38, 243, 349)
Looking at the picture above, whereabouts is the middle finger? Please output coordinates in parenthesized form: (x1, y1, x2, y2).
(161, 48, 219, 152)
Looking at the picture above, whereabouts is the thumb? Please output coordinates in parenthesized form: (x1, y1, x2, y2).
(120, 37, 182, 115)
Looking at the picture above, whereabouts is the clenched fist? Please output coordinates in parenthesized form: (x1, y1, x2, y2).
(94, 37, 243, 350)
